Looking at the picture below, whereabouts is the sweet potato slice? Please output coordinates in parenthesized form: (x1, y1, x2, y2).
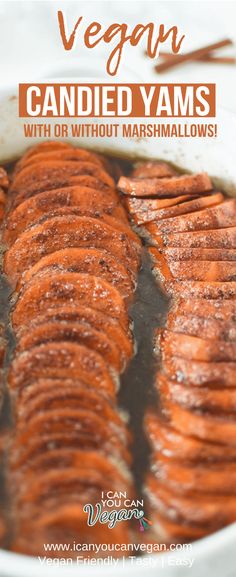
(149, 247, 236, 285)
(118, 172, 212, 197)
(3, 185, 125, 245)
(4, 216, 141, 285)
(160, 375, 236, 413)
(131, 161, 176, 179)
(166, 280, 236, 299)
(10, 450, 130, 489)
(145, 411, 236, 462)
(163, 399, 236, 446)
(15, 148, 105, 173)
(125, 194, 195, 218)
(161, 227, 236, 248)
(12, 272, 129, 331)
(163, 356, 236, 386)
(9, 342, 116, 397)
(13, 466, 131, 510)
(15, 305, 133, 363)
(130, 193, 223, 225)
(163, 247, 236, 261)
(147, 474, 236, 528)
(11, 409, 129, 466)
(28, 207, 138, 245)
(16, 380, 127, 431)
(18, 248, 134, 299)
(16, 320, 124, 372)
(10, 175, 114, 209)
(14, 141, 73, 169)
(157, 259, 236, 282)
(150, 199, 236, 235)
(10, 160, 115, 196)
(166, 313, 236, 341)
(172, 297, 236, 320)
(156, 329, 236, 362)
(154, 453, 236, 495)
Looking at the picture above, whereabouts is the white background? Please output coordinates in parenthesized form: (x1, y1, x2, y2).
(0, 0, 236, 112)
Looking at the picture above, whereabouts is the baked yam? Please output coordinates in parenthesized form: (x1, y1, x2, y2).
(4, 215, 141, 285)
(9, 342, 116, 398)
(11, 272, 129, 331)
(18, 248, 135, 299)
(118, 172, 212, 198)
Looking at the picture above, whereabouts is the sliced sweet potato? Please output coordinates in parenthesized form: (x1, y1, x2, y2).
(4, 215, 141, 285)
(15, 305, 133, 363)
(147, 474, 236, 527)
(10, 175, 114, 209)
(151, 199, 236, 235)
(118, 172, 212, 197)
(163, 356, 236, 386)
(148, 247, 173, 283)
(10, 160, 115, 196)
(15, 148, 105, 173)
(131, 161, 176, 179)
(166, 280, 236, 299)
(3, 185, 124, 245)
(161, 227, 236, 248)
(16, 380, 127, 431)
(9, 431, 114, 471)
(10, 450, 130, 489)
(27, 207, 138, 245)
(12, 272, 129, 331)
(163, 399, 236, 446)
(18, 248, 134, 299)
(160, 260, 235, 282)
(14, 141, 73, 170)
(163, 247, 236, 262)
(125, 194, 195, 218)
(156, 329, 236, 362)
(160, 375, 236, 413)
(11, 409, 129, 467)
(172, 298, 235, 320)
(9, 342, 116, 398)
(13, 466, 130, 510)
(132, 193, 223, 225)
(166, 313, 236, 341)
(154, 452, 236, 495)
(149, 247, 236, 286)
(16, 320, 124, 372)
(145, 411, 236, 462)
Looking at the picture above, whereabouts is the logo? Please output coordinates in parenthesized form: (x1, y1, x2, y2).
(83, 491, 152, 531)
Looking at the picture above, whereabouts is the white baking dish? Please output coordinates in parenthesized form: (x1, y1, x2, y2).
(0, 78, 236, 577)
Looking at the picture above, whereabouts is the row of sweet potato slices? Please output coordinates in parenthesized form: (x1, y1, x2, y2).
(0, 141, 141, 555)
(119, 160, 236, 543)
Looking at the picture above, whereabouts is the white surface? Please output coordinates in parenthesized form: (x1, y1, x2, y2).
(0, 0, 236, 111)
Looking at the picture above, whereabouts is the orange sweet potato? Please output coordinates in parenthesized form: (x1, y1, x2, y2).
(118, 172, 212, 197)
(18, 248, 135, 299)
(9, 342, 116, 398)
(16, 320, 124, 372)
(15, 305, 133, 363)
(156, 329, 236, 361)
(12, 272, 129, 331)
(4, 215, 141, 285)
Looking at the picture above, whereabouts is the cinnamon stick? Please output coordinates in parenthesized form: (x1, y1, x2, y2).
(155, 38, 233, 73)
(160, 51, 236, 64)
